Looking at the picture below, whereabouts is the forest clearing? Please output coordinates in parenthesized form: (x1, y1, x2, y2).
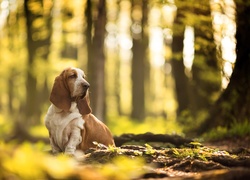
(1, 0, 250, 179)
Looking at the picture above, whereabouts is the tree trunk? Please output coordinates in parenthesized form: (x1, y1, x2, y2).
(8, 70, 14, 113)
(88, 0, 106, 121)
(131, 0, 148, 121)
(197, 2, 250, 135)
(24, 0, 52, 126)
(24, 0, 39, 125)
(86, 0, 92, 74)
(115, 56, 122, 115)
(191, 1, 221, 116)
(171, 4, 190, 119)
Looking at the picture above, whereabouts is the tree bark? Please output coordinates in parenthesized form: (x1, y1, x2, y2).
(86, 0, 92, 74)
(24, 0, 52, 126)
(24, 0, 38, 125)
(88, 0, 106, 121)
(197, 2, 250, 134)
(191, 0, 221, 115)
(171, 4, 190, 118)
(131, 0, 148, 121)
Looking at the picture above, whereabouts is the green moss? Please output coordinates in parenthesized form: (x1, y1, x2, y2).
(168, 142, 230, 161)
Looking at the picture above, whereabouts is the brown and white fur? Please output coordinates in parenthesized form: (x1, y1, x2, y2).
(45, 67, 115, 155)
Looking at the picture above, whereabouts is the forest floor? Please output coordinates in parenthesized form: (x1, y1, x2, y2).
(79, 133, 250, 180)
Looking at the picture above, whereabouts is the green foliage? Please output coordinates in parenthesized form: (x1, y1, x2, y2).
(100, 156, 145, 180)
(230, 120, 250, 137)
(0, 142, 75, 179)
(203, 120, 250, 141)
(169, 142, 230, 161)
(189, 141, 203, 148)
(0, 141, 146, 180)
(107, 116, 182, 136)
(107, 144, 122, 153)
(145, 144, 156, 155)
(179, 110, 208, 134)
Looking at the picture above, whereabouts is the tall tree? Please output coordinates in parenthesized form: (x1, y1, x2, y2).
(24, 0, 37, 125)
(87, 0, 106, 121)
(190, 0, 221, 115)
(197, 1, 250, 134)
(86, 0, 92, 70)
(172, 1, 220, 125)
(171, 1, 190, 118)
(24, 0, 52, 126)
(131, 0, 148, 121)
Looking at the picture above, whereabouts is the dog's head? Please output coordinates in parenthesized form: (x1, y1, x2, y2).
(50, 67, 92, 115)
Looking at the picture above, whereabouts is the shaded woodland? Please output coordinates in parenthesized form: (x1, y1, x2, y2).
(1, 0, 249, 139)
(1, 0, 250, 179)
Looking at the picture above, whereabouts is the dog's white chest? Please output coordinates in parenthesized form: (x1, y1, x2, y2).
(45, 103, 83, 151)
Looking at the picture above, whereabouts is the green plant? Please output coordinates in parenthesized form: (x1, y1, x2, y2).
(169, 146, 230, 161)
(144, 144, 156, 155)
(203, 119, 250, 141)
(230, 120, 250, 137)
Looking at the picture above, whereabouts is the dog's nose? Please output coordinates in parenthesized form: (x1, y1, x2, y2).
(83, 83, 90, 89)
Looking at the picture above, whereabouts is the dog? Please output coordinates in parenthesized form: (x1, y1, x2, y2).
(45, 67, 115, 155)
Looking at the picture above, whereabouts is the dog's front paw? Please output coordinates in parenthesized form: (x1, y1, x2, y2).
(64, 146, 76, 156)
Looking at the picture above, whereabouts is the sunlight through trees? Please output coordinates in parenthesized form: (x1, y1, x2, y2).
(0, 0, 248, 139)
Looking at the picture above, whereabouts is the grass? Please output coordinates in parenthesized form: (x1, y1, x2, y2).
(107, 115, 183, 136)
(203, 120, 250, 141)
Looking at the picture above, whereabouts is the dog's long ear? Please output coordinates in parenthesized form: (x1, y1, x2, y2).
(77, 91, 92, 116)
(50, 71, 71, 111)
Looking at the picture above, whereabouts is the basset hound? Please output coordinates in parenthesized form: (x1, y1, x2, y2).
(45, 67, 115, 155)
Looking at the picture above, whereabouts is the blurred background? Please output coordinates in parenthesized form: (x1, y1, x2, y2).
(0, 0, 238, 140)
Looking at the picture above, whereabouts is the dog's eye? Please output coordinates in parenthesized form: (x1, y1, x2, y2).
(68, 74, 77, 79)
